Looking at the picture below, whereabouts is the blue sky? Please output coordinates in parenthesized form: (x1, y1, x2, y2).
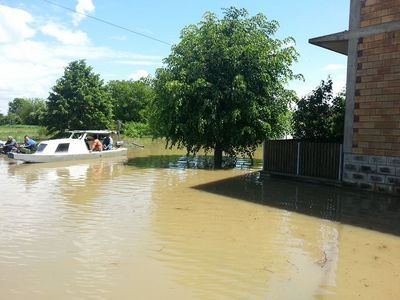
(0, 0, 349, 114)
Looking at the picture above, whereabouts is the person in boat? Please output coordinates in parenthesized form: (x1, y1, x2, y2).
(19, 135, 37, 154)
(91, 135, 103, 152)
(103, 133, 113, 150)
(2, 136, 17, 153)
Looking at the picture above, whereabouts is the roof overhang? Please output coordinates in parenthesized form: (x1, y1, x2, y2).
(310, 21, 400, 56)
(67, 130, 115, 134)
(309, 30, 349, 55)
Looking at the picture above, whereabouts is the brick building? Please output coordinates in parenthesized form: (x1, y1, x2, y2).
(310, 0, 400, 194)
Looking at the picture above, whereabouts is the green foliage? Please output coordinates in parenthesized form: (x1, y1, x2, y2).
(8, 98, 47, 125)
(8, 98, 28, 120)
(0, 113, 5, 125)
(331, 89, 346, 139)
(292, 78, 345, 141)
(4, 113, 22, 125)
(106, 78, 154, 123)
(45, 60, 113, 132)
(30, 99, 47, 125)
(150, 7, 301, 167)
(122, 122, 151, 138)
(8, 98, 30, 124)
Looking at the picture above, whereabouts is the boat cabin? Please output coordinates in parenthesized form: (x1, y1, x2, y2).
(36, 130, 115, 155)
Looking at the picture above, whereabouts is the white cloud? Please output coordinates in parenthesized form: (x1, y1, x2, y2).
(114, 53, 164, 60)
(0, 5, 166, 114)
(323, 64, 346, 71)
(0, 5, 35, 43)
(41, 23, 90, 46)
(73, 0, 95, 26)
(0, 5, 163, 114)
(0, 41, 68, 112)
(117, 60, 161, 66)
(289, 74, 346, 100)
(129, 70, 150, 81)
(115, 54, 164, 67)
(332, 76, 346, 95)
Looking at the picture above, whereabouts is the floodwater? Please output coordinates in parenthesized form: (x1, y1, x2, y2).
(0, 139, 399, 300)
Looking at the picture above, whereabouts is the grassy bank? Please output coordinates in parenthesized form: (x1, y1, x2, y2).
(0, 125, 150, 144)
(0, 125, 50, 143)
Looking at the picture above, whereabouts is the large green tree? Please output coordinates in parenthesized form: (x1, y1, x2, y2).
(0, 113, 6, 125)
(292, 78, 345, 141)
(8, 98, 30, 122)
(8, 98, 47, 125)
(331, 89, 346, 139)
(106, 78, 154, 123)
(150, 7, 301, 168)
(46, 60, 113, 132)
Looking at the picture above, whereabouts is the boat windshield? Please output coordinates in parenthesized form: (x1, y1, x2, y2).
(37, 143, 47, 153)
(68, 132, 85, 139)
(68, 131, 113, 140)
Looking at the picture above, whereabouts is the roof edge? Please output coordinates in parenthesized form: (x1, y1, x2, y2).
(309, 31, 349, 55)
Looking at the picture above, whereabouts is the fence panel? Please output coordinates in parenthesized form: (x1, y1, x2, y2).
(263, 140, 298, 175)
(263, 140, 342, 181)
(299, 142, 342, 180)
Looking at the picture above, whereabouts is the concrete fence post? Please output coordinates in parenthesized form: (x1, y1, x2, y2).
(338, 144, 343, 181)
(296, 142, 301, 175)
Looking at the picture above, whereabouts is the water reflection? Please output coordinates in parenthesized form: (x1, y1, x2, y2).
(7, 158, 128, 202)
(145, 167, 344, 299)
(192, 174, 400, 236)
(0, 155, 162, 299)
(128, 154, 262, 169)
(1, 140, 399, 299)
(148, 170, 400, 299)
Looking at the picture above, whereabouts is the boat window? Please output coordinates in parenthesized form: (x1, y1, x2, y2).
(55, 143, 70, 153)
(37, 143, 47, 153)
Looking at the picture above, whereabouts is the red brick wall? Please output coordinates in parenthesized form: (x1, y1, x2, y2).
(353, 31, 400, 156)
(361, 0, 400, 27)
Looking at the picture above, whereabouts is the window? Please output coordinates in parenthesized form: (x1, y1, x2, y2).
(37, 143, 47, 153)
(55, 143, 70, 153)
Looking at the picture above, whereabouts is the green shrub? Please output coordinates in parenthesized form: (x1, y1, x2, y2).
(122, 122, 151, 138)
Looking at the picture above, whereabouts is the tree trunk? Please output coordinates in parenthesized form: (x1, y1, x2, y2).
(214, 145, 223, 169)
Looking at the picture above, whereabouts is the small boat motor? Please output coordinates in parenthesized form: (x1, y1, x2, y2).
(116, 141, 124, 148)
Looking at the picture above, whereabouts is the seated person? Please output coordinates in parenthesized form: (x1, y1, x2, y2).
(2, 136, 17, 153)
(19, 135, 37, 154)
(84, 137, 90, 150)
(103, 134, 113, 150)
(91, 135, 103, 152)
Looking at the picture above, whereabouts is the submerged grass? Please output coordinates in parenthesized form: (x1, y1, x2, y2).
(0, 126, 147, 144)
(0, 125, 50, 143)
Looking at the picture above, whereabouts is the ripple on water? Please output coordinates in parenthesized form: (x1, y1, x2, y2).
(1, 149, 400, 299)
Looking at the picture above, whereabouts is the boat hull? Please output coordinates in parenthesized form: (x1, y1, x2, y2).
(8, 148, 128, 163)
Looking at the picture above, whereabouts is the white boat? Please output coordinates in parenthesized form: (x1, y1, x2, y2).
(7, 130, 128, 163)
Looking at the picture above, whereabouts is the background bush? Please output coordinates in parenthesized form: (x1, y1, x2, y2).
(122, 122, 151, 138)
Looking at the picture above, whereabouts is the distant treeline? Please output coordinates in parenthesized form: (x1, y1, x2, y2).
(0, 63, 154, 138)
(0, 7, 346, 169)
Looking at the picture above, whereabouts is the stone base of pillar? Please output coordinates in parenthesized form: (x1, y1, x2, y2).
(343, 153, 400, 194)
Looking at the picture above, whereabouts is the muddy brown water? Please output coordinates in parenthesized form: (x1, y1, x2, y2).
(0, 139, 399, 299)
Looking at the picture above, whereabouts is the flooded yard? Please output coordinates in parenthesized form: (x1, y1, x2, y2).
(0, 139, 399, 299)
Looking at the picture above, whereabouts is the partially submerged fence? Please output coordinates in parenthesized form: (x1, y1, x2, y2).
(263, 140, 343, 181)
